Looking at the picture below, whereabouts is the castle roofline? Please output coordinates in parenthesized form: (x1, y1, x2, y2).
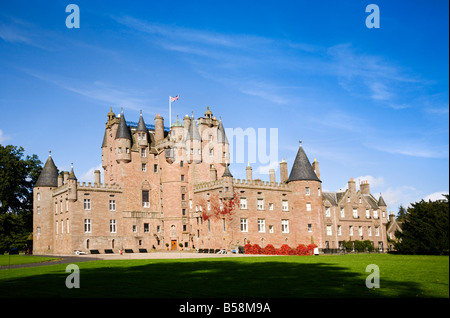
(287, 141, 321, 183)
(35, 152, 59, 187)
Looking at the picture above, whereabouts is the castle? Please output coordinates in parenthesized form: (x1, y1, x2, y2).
(33, 107, 389, 255)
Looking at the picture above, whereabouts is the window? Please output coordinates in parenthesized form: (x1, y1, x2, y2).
(141, 148, 146, 157)
(269, 203, 274, 211)
(223, 219, 226, 232)
(373, 210, 379, 219)
(240, 218, 248, 232)
(109, 200, 116, 211)
(318, 188, 321, 196)
(37, 193, 40, 201)
(110, 220, 117, 233)
(84, 219, 91, 233)
(181, 193, 185, 200)
(142, 190, 150, 208)
(340, 207, 345, 217)
(118, 147, 122, 154)
(366, 209, 370, 218)
(349, 225, 353, 236)
(133, 225, 137, 233)
(209, 148, 214, 157)
(269, 225, 274, 233)
(66, 218, 69, 233)
(223, 152, 226, 158)
(281, 220, 289, 233)
(257, 199, 264, 210)
(282, 200, 289, 211)
(182, 208, 186, 216)
(208, 220, 211, 233)
(353, 208, 358, 218)
(142, 163, 147, 172)
(358, 226, 363, 236)
(347, 197, 350, 203)
(189, 199, 193, 209)
(181, 175, 185, 181)
(326, 225, 332, 235)
(258, 219, 266, 233)
(180, 160, 184, 167)
(325, 207, 331, 217)
(306, 203, 311, 211)
(240, 198, 247, 209)
(37, 227, 41, 235)
(375, 226, 379, 236)
(368, 226, 372, 236)
(154, 164, 158, 173)
(56, 220, 58, 234)
(144, 223, 149, 233)
(308, 224, 312, 232)
(209, 134, 212, 142)
(337, 225, 342, 235)
(305, 187, 310, 196)
(84, 199, 91, 210)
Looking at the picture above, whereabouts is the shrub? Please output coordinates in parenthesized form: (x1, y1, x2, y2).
(262, 244, 277, 255)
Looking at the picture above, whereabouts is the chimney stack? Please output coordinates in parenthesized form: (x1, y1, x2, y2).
(312, 158, 320, 180)
(94, 170, 101, 185)
(360, 180, 370, 194)
(246, 163, 253, 181)
(154, 114, 164, 143)
(280, 159, 288, 183)
(269, 169, 276, 184)
(348, 178, 356, 192)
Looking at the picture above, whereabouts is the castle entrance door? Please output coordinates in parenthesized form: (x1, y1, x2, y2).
(171, 240, 177, 250)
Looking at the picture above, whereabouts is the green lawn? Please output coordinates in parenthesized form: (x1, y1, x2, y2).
(0, 254, 448, 298)
(0, 255, 60, 266)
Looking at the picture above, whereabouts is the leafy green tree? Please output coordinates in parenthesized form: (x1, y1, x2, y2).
(395, 194, 449, 255)
(0, 144, 42, 252)
(396, 204, 407, 222)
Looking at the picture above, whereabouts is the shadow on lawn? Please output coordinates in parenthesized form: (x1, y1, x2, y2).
(0, 259, 423, 298)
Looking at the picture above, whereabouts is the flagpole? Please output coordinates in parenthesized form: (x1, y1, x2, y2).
(169, 96, 172, 128)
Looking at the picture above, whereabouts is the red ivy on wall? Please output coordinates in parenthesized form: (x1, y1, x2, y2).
(199, 191, 239, 221)
(245, 243, 317, 256)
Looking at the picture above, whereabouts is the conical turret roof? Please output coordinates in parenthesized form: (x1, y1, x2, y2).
(35, 152, 59, 187)
(287, 142, 321, 183)
(187, 115, 201, 141)
(217, 119, 229, 144)
(222, 164, 233, 178)
(115, 109, 132, 140)
(136, 110, 147, 132)
(378, 194, 387, 207)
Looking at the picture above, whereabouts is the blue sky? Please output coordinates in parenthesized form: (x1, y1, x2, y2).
(0, 0, 448, 212)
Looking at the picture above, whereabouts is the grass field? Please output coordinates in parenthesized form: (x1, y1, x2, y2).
(0, 254, 448, 298)
(0, 255, 59, 266)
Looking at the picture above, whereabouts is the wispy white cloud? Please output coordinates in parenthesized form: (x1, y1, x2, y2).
(0, 129, 10, 143)
(22, 69, 163, 114)
(422, 191, 449, 202)
(79, 164, 103, 184)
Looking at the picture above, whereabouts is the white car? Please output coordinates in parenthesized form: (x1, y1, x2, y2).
(74, 250, 88, 255)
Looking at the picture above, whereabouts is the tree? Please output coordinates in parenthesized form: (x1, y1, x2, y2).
(0, 144, 42, 252)
(394, 194, 449, 255)
(396, 204, 407, 222)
